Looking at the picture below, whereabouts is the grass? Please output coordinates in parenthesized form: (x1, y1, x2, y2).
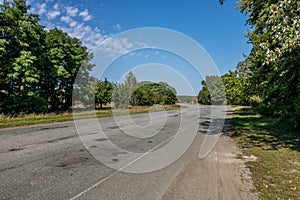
(230, 107, 300, 199)
(0, 104, 181, 129)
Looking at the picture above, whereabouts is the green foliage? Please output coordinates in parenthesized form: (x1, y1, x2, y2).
(1, 95, 48, 115)
(43, 28, 93, 112)
(95, 78, 113, 109)
(112, 71, 137, 109)
(198, 69, 251, 106)
(0, 0, 94, 114)
(222, 70, 251, 105)
(206, 76, 226, 104)
(237, 0, 300, 128)
(130, 82, 178, 106)
(112, 83, 131, 109)
(124, 71, 137, 88)
(112, 72, 177, 108)
(177, 95, 197, 104)
(198, 80, 211, 105)
(198, 76, 227, 105)
(0, 0, 46, 114)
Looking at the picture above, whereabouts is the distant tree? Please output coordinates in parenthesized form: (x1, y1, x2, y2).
(130, 82, 177, 106)
(198, 71, 251, 106)
(125, 71, 137, 88)
(222, 70, 250, 105)
(177, 95, 197, 104)
(95, 78, 113, 109)
(198, 80, 211, 105)
(112, 71, 138, 109)
(206, 76, 226, 105)
(72, 75, 98, 110)
(112, 83, 131, 109)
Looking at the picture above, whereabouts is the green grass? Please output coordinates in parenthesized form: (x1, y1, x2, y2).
(230, 107, 300, 199)
(0, 104, 181, 129)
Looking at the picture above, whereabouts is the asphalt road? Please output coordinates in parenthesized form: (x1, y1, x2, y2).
(0, 105, 232, 200)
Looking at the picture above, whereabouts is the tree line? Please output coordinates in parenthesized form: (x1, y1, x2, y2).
(95, 71, 178, 109)
(198, 68, 250, 106)
(199, 0, 300, 128)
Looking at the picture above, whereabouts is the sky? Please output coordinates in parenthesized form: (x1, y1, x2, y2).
(21, 0, 251, 95)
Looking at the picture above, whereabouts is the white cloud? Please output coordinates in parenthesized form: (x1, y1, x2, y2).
(30, 1, 136, 54)
(53, 3, 59, 10)
(36, 3, 47, 15)
(79, 9, 92, 21)
(47, 10, 60, 19)
(79, 9, 89, 17)
(113, 24, 121, 31)
(97, 37, 134, 56)
(57, 22, 106, 50)
(69, 21, 77, 27)
(60, 16, 71, 23)
(66, 6, 78, 17)
(60, 16, 77, 27)
(83, 15, 92, 21)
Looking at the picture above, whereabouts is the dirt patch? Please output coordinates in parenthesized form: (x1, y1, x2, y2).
(161, 135, 258, 200)
(243, 155, 258, 162)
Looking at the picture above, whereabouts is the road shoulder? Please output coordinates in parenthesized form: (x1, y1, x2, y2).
(161, 133, 258, 200)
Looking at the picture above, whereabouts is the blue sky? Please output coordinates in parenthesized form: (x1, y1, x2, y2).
(25, 0, 251, 95)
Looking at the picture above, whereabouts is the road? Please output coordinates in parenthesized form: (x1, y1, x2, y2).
(0, 105, 257, 200)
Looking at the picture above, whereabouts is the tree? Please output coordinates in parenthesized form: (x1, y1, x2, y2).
(206, 76, 226, 105)
(237, 0, 300, 127)
(112, 71, 137, 109)
(222, 70, 250, 105)
(198, 80, 211, 105)
(0, 0, 47, 114)
(130, 82, 177, 106)
(198, 70, 251, 106)
(0, 0, 94, 114)
(112, 83, 131, 109)
(177, 95, 197, 104)
(125, 71, 137, 88)
(43, 28, 93, 112)
(95, 78, 113, 109)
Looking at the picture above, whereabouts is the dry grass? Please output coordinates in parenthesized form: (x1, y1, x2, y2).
(0, 104, 181, 129)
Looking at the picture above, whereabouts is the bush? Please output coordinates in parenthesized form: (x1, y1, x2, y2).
(1, 95, 48, 115)
(130, 82, 177, 106)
